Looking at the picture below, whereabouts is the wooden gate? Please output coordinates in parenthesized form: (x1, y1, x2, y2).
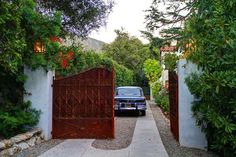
(169, 71, 179, 141)
(52, 68, 114, 139)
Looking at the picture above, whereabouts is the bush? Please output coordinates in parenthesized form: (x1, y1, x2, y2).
(152, 82, 161, 97)
(57, 52, 134, 87)
(186, 71, 236, 155)
(0, 101, 41, 138)
(154, 89, 169, 112)
(101, 57, 134, 87)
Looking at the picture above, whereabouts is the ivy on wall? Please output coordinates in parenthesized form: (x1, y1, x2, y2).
(0, 0, 112, 138)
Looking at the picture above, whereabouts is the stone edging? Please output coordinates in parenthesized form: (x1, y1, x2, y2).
(0, 128, 44, 156)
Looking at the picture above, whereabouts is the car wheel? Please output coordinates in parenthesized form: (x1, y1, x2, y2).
(141, 110, 146, 116)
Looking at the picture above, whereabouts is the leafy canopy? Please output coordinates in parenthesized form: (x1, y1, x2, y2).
(103, 29, 148, 70)
(36, 0, 114, 37)
(103, 29, 153, 86)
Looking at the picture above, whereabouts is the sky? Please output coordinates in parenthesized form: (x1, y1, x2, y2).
(89, 0, 153, 44)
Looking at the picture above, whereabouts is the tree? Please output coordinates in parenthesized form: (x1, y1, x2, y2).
(143, 59, 162, 85)
(184, 1, 236, 156)
(36, 0, 114, 37)
(146, 0, 236, 156)
(145, 0, 194, 39)
(143, 59, 162, 96)
(103, 29, 152, 86)
(144, 0, 195, 50)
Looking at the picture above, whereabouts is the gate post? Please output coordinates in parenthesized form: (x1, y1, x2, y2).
(177, 59, 207, 149)
(24, 67, 55, 140)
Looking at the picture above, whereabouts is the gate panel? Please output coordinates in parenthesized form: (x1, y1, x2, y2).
(169, 71, 179, 141)
(52, 68, 114, 139)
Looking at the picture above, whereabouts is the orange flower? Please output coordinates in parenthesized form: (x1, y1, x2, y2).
(67, 51, 74, 60)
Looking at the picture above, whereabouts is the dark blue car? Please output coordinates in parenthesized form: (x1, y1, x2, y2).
(114, 86, 147, 116)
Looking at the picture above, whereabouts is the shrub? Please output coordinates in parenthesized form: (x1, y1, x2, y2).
(155, 89, 169, 112)
(101, 57, 134, 87)
(57, 52, 134, 87)
(152, 82, 161, 97)
(182, 0, 236, 155)
(0, 101, 41, 138)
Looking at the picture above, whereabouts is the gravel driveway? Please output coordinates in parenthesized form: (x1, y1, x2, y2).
(149, 101, 218, 157)
(13, 101, 216, 157)
(14, 113, 137, 156)
(92, 113, 137, 150)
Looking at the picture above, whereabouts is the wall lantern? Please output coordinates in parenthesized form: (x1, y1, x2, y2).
(34, 40, 45, 53)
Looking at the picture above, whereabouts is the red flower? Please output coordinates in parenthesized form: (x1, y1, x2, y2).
(61, 59, 68, 69)
(50, 36, 62, 44)
(57, 38, 62, 44)
(67, 51, 74, 60)
(52, 36, 57, 42)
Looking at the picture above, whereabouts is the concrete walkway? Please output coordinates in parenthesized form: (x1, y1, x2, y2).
(39, 102, 169, 157)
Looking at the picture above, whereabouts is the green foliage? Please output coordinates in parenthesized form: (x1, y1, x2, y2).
(0, 0, 62, 75)
(112, 59, 134, 87)
(183, 1, 236, 156)
(164, 53, 179, 71)
(36, 0, 114, 37)
(56, 51, 134, 87)
(145, 0, 188, 39)
(0, 101, 41, 138)
(152, 82, 161, 97)
(186, 71, 236, 156)
(146, 0, 236, 155)
(0, 0, 26, 74)
(143, 59, 162, 84)
(0, 0, 59, 137)
(103, 29, 144, 70)
(100, 56, 134, 87)
(154, 89, 169, 112)
(143, 59, 162, 99)
(0, 0, 113, 138)
(103, 29, 152, 86)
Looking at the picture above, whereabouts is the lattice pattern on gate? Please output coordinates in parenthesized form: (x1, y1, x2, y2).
(52, 68, 114, 139)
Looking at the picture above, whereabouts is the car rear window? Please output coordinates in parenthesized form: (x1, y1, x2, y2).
(117, 88, 142, 96)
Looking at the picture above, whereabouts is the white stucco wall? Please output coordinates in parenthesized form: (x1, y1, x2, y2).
(162, 70, 169, 86)
(24, 67, 54, 140)
(177, 59, 207, 150)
